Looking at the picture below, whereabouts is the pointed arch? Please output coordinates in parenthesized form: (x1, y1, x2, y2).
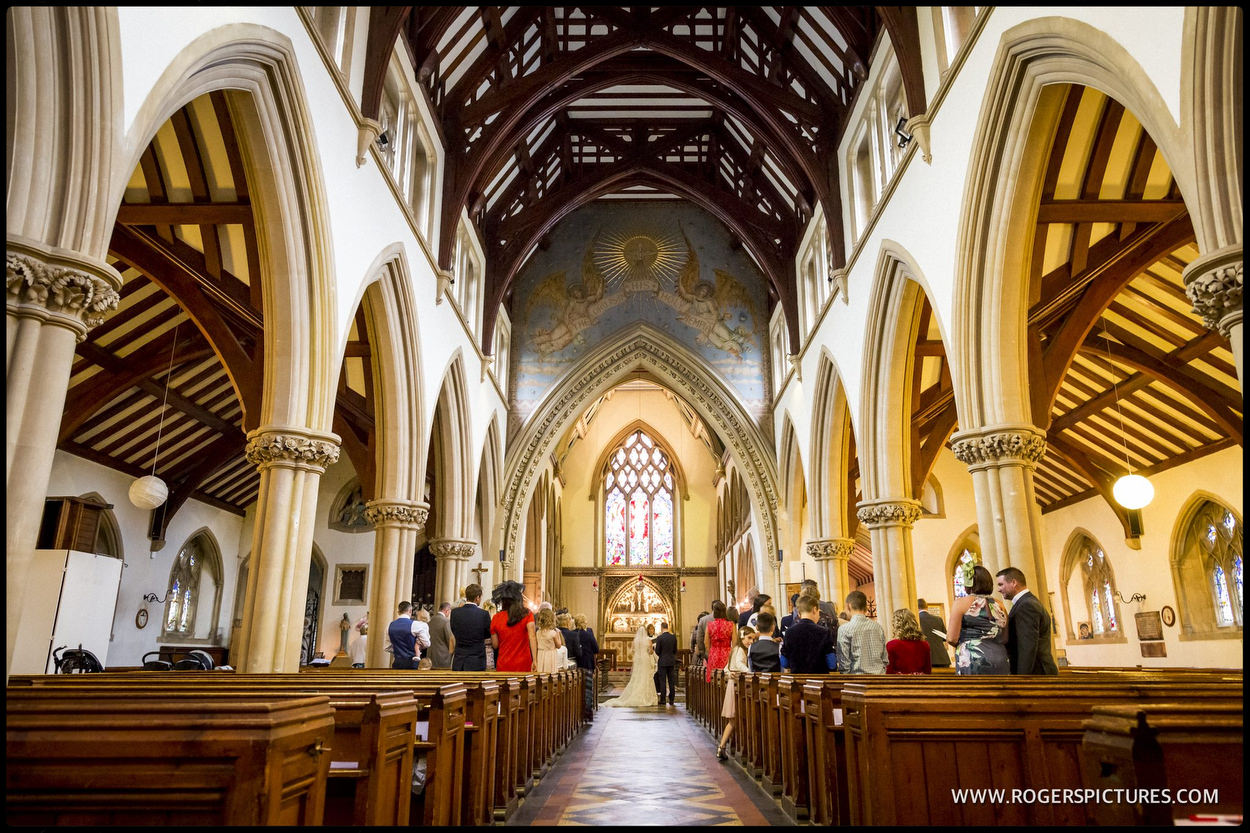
(588, 419, 692, 502)
(1058, 528, 1125, 643)
(809, 350, 861, 539)
(779, 414, 809, 561)
(860, 242, 948, 502)
(474, 413, 504, 557)
(120, 25, 340, 431)
(596, 423, 682, 569)
(428, 351, 475, 540)
(944, 526, 982, 611)
(953, 17, 1192, 428)
(160, 527, 224, 643)
(501, 325, 779, 576)
(1169, 491, 1244, 638)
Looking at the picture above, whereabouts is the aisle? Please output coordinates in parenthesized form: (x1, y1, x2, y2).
(507, 699, 793, 826)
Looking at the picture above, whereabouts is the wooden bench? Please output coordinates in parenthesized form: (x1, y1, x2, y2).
(6, 691, 334, 826)
(1081, 701, 1244, 825)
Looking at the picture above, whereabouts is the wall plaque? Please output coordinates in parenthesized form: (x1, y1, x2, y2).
(1134, 610, 1164, 642)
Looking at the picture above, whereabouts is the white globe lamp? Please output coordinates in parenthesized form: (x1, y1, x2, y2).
(1112, 474, 1154, 510)
(129, 474, 169, 510)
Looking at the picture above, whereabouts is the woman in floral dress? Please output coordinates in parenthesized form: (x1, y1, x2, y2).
(946, 564, 1010, 675)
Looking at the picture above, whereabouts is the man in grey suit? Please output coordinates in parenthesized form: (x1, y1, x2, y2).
(995, 567, 1058, 675)
(427, 601, 455, 668)
(916, 599, 951, 668)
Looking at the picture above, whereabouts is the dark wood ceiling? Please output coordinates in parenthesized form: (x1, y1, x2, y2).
(360, 7, 926, 354)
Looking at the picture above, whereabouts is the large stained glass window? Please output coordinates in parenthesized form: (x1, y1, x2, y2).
(1080, 547, 1119, 635)
(1191, 503, 1243, 629)
(604, 429, 676, 567)
(165, 538, 203, 635)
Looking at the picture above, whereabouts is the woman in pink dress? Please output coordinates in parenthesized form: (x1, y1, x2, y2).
(705, 600, 735, 682)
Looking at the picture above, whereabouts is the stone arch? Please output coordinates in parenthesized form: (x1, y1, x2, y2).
(161, 526, 224, 643)
(428, 352, 475, 541)
(120, 25, 339, 432)
(953, 16, 1192, 428)
(860, 242, 947, 502)
(809, 350, 858, 538)
(588, 419, 692, 502)
(779, 414, 809, 560)
(76, 491, 124, 560)
(501, 325, 779, 576)
(1169, 491, 1244, 637)
(6, 8, 123, 278)
(475, 414, 504, 559)
(352, 247, 426, 504)
(944, 525, 981, 611)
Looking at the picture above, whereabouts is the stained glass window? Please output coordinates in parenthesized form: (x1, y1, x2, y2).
(1077, 545, 1118, 635)
(1213, 565, 1233, 626)
(603, 428, 677, 567)
(1186, 502, 1243, 630)
(164, 540, 203, 636)
(1090, 589, 1104, 633)
(952, 549, 979, 599)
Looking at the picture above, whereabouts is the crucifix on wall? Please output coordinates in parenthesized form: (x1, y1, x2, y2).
(469, 563, 489, 591)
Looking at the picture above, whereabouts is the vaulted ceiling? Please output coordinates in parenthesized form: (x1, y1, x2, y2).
(360, 6, 925, 352)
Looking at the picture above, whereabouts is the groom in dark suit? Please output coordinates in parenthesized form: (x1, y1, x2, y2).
(652, 621, 679, 706)
(995, 567, 1058, 675)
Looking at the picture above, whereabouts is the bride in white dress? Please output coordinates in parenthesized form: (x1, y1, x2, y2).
(602, 625, 658, 707)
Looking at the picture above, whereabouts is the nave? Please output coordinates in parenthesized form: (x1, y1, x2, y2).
(509, 698, 791, 827)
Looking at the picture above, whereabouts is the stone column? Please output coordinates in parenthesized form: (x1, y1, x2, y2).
(950, 425, 1049, 598)
(6, 245, 120, 677)
(1183, 245, 1243, 390)
(805, 538, 856, 609)
(855, 500, 923, 620)
(430, 538, 478, 609)
(234, 428, 340, 673)
(364, 499, 427, 668)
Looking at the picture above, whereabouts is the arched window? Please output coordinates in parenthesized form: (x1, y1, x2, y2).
(1173, 499, 1243, 637)
(603, 428, 677, 567)
(162, 532, 223, 642)
(1060, 534, 1123, 642)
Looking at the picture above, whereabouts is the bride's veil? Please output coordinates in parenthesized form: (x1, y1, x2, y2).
(631, 625, 651, 659)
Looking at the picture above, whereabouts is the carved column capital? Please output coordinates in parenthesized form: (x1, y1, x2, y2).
(244, 427, 341, 473)
(805, 538, 856, 562)
(429, 538, 477, 560)
(363, 499, 429, 530)
(7, 246, 121, 337)
(1183, 246, 1243, 336)
(950, 425, 1047, 467)
(855, 499, 923, 529)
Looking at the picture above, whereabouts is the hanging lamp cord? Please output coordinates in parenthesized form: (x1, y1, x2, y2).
(150, 323, 180, 477)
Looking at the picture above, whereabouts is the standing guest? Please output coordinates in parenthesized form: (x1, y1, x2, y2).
(739, 594, 771, 627)
(386, 601, 420, 669)
(837, 591, 888, 674)
(916, 599, 952, 668)
(886, 609, 932, 674)
(715, 626, 756, 760)
(690, 611, 708, 653)
(557, 612, 582, 670)
(450, 583, 492, 671)
(534, 607, 565, 673)
(412, 608, 432, 660)
(780, 595, 836, 673)
(704, 600, 736, 682)
(490, 581, 538, 672)
(427, 601, 455, 669)
(573, 613, 600, 721)
(695, 604, 719, 664)
(800, 581, 839, 636)
(349, 619, 368, 668)
(947, 565, 1010, 675)
(779, 594, 799, 637)
(748, 612, 782, 672)
(747, 602, 776, 631)
(995, 567, 1059, 675)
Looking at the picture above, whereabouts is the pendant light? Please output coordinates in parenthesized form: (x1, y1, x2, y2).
(1101, 322, 1154, 510)
(129, 323, 179, 510)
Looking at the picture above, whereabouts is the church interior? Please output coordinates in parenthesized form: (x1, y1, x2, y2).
(6, 6, 1243, 827)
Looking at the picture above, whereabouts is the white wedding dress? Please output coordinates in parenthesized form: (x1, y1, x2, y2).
(602, 626, 658, 707)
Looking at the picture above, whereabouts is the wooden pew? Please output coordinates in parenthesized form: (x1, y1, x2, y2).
(841, 675, 1243, 826)
(1081, 701, 1244, 825)
(6, 691, 334, 826)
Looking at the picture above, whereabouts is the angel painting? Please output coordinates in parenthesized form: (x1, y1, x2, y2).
(527, 232, 623, 358)
(657, 233, 757, 359)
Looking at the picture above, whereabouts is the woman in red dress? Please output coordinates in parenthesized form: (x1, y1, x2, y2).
(490, 581, 537, 672)
(886, 608, 932, 674)
(705, 600, 736, 682)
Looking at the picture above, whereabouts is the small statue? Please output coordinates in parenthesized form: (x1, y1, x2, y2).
(338, 612, 351, 656)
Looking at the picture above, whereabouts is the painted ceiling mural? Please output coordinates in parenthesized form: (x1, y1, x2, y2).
(510, 201, 770, 424)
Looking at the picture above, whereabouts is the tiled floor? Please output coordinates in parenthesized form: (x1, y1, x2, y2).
(507, 696, 793, 827)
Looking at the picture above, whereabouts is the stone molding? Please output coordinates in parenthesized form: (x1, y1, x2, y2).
(502, 327, 779, 569)
(805, 538, 856, 561)
(1183, 246, 1243, 336)
(855, 500, 923, 528)
(561, 566, 718, 576)
(950, 426, 1047, 466)
(6, 249, 120, 332)
(244, 428, 341, 472)
(429, 539, 477, 560)
(363, 499, 429, 529)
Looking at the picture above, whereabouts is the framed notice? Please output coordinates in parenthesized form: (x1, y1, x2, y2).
(333, 564, 369, 605)
(1134, 610, 1164, 642)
